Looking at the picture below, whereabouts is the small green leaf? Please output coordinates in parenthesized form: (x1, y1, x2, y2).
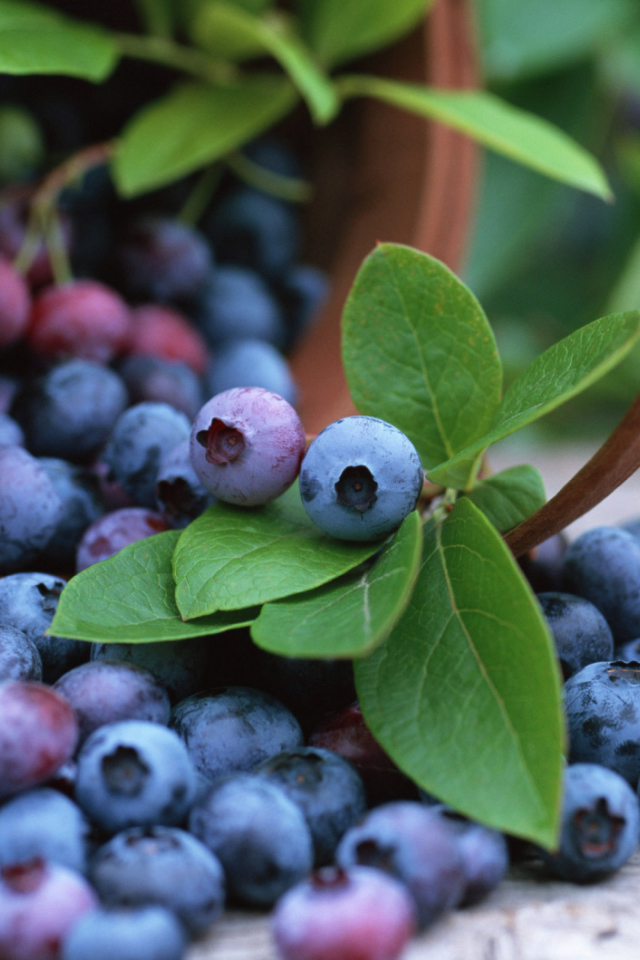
(338, 76, 612, 201)
(0, 1, 118, 80)
(355, 498, 565, 847)
(113, 76, 297, 197)
(49, 532, 258, 643)
(465, 465, 546, 534)
(429, 310, 640, 486)
(297, 0, 435, 67)
(173, 484, 383, 620)
(251, 510, 423, 658)
(192, 3, 338, 123)
(342, 243, 502, 485)
(478, 0, 636, 82)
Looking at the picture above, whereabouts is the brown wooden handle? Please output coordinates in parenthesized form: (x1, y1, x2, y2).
(504, 389, 640, 557)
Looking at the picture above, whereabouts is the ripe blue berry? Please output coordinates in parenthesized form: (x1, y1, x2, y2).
(300, 417, 423, 541)
(0, 625, 42, 682)
(155, 439, 213, 529)
(272, 866, 416, 960)
(537, 592, 614, 680)
(205, 338, 297, 407)
(0, 788, 92, 875)
(0, 447, 62, 574)
(190, 387, 305, 506)
(540, 763, 640, 882)
(61, 905, 186, 960)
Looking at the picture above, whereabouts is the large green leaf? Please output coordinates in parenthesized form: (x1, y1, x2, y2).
(113, 76, 298, 197)
(297, 0, 435, 67)
(338, 76, 612, 201)
(251, 510, 422, 658)
(355, 498, 564, 847)
(342, 244, 502, 485)
(478, 0, 636, 82)
(49, 532, 258, 643)
(465, 465, 546, 534)
(191, 3, 338, 123)
(173, 484, 383, 620)
(428, 310, 640, 486)
(0, 1, 118, 80)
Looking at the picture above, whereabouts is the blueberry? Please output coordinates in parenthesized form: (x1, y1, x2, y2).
(53, 661, 171, 746)
(254, 650, 356, 733)
(90, 826, 225, 936)
(190, 387, 305, 506)
(272, 866, 416, 960)
(205, 338, 297, 406)
(0, 447, 62, 574)
(10, 360, 128, 463)
(255, 747, 367, 865)
(0, 624, 42, 682)
(300, 417, 423, 542)
(102, 403, 191, 509)
(279, 263, 329, 345)
(565, 660, 640, 785)
(76, 508, 170, 572)
(75, 720, 197, 833)
(38, 458, 105, 568)
(425, 806, 509, 905)
(129, 304, 209, 376)
(538, 592, 614, 680)
(618, 639, 640, 660)
(118, 355, 204, 420)
(196, 266, 286, 347)
(0, 859, 97, 960)
(0, 788, 93, 875)
(189, 774, 313, 906)
(155, 439, 213, 529)
(336, 801, 466, 928)
(539, 763, 640, 882)
(562, 527, 640, 642)
(170, 685, 303, 781)
(0, 681, 78, 799)
(206, 187, 300, 278)
(116, 217, 213, 304)
(91, 636, 226, 703)
(62, 905, 186, 960)
(518, 532, 567, 593)
(309, 702, 419, 805)
(28, 280, 132, 364)
(0, 573, 90, 682)
(0, 413, 23, 446)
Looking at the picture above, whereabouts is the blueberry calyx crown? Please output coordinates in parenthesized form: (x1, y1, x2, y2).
(196, 418, 245, 465)
(572, 798, 624, 859)
(334, 465, 378, 512)
(101, 745, 150, 797)
(606, 662, 640, 684)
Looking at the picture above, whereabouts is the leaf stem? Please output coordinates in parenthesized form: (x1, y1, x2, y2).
(177, 163, 224, 226)
(504, 388, 640, 557)
(113, 32, 234, 84)
(226, 151, 312, 203)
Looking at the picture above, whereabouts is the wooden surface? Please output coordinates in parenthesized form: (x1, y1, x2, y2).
(188, 440, 640, 960)
(189, 852, 640, 960)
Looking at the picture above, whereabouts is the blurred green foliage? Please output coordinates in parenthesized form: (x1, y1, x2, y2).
(465, 0, 640, 437)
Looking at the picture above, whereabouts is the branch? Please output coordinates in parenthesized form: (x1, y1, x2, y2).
(504, 388, 640, 557)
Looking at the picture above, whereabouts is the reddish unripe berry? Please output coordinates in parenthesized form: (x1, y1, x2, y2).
(0, 258, 30, 349)
(190, 387, 305, 506)
(0, 859, 97, 960)
(0, 681, 78, 799)
(29, 281, 132, 364)
(273, 866, 416, 960)
(76, 507, 170, 572)
(129, 304, 209, 375)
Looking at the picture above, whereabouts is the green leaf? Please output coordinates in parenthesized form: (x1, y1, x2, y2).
(173, 484, 384, 620)
(355, 498, 564, 847)
(251, 510, 423, 658)
(465, 465, 546, 534)
(338, 76, 612, 201)
(0, 1, 119, 81)
(113, 76, 297, 197)
(192, 4, 338, 123)
(478, 0, 637, 82)
(297, 0, 435, 67)
(49, 532, 258, 643)
(428, 310, 640, 486)
(342, 243, 502, 485)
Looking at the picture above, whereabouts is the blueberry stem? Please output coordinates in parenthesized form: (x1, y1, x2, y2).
(505, 388, 640, 557)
